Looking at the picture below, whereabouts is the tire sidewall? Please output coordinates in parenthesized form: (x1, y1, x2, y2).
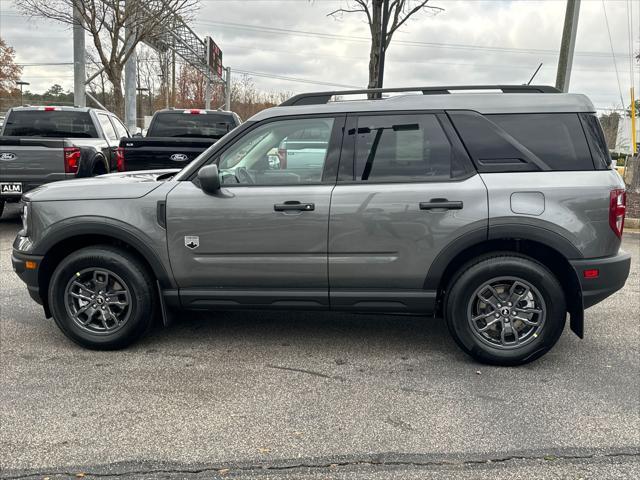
(446, 256, 566, 365)
(49, 247, 153, 349)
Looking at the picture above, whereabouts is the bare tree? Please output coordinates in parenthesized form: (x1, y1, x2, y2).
(16, 0, 198, 116)
(328, 1, 442, 91)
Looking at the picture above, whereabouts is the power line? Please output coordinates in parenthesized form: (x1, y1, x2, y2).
(193, 19, 634, 59)
(16, 61, 361, 89)
(602, 0, 626, 108)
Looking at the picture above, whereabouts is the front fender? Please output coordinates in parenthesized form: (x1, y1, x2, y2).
(33, 216, 175, 289)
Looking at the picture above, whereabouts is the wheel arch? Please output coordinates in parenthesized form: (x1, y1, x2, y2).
(77, 147, 109, 177)
(427, 231, 584, 338)
(35, 221, 173, 317)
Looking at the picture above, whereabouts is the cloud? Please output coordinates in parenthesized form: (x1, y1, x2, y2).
(1, 0, 638, 109)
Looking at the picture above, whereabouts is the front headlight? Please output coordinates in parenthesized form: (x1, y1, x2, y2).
(21, 202, 30, 236)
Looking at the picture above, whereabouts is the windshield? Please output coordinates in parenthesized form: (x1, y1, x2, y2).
(148, 112, 237, 138)
(2, 110, 98, 138)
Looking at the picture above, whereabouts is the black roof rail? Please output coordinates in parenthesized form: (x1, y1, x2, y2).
(279, 85, 561, 106)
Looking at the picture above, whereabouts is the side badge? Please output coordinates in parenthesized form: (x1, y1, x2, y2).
(184, 236, 200, 250)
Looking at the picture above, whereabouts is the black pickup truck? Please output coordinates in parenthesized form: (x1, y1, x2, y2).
(117, 109, 241, 171)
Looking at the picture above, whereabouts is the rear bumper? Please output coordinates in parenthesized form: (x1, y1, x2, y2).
(571, 251, 631, 309)
(11, 248, 43, 305)
(1, 175, 75, 200)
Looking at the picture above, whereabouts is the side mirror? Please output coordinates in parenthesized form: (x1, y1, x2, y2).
(198, 164, 220, 193)
(133, 132, 143, 137)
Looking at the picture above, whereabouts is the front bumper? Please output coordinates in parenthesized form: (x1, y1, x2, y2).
(11, 247, 44, 305)
(571, 251, 631, 309)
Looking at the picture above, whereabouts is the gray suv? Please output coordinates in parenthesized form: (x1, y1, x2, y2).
(11, 85, 631, 365)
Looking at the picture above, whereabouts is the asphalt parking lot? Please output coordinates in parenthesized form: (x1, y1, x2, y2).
(1, 202, 639, 479)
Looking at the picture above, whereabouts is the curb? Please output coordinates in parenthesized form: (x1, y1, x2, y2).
(626, 217, 640, 229)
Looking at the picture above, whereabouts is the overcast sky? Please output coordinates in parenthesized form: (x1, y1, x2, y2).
(0, 0, 639, 111)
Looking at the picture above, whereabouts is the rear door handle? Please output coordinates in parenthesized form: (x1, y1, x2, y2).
(274, 201, 315, 212)
(419, 199, 464, 210)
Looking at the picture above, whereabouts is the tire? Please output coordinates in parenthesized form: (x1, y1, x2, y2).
(48, 245, 155, 349)
(91, 160, 107, 176)
(445, 253, 566, 366)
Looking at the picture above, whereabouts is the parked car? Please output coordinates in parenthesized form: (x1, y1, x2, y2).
(0, 106, 129, 218)
(116, 108, 241, 172)
(12, 85, 630, 365)
(267, 125, 330, 171)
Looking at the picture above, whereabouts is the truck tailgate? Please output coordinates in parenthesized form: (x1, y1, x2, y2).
(120, 137, 216, 171)
(0, 138, 69, 195)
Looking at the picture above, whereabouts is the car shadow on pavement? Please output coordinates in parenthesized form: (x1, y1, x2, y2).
(143, 308, 466, 363)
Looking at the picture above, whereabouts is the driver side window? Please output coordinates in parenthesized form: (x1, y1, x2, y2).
(218, 117, 335, 185)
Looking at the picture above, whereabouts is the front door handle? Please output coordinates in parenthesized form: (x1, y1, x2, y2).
(274, 201, 315, 212)
(419, 199, 464, 210)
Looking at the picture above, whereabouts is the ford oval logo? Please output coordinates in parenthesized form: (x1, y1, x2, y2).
(0, 152, 17, 161)
(170, 153, 189, 162)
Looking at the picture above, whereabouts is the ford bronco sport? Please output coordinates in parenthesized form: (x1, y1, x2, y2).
(12, 85, 631, 365)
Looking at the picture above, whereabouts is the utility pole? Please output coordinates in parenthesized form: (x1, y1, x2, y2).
(376, 0, 390, 91)
(16, 81, 29, 106)
(171, 50, 176, 108)
(124, 24, 137, 131)
(555, 0, 581, 92)
(205, 73, 212, 110)
(225, 66, 231, 111)
(72, 4, 86, 107)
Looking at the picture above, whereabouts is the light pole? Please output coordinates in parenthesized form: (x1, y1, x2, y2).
(16, 81, 29, 106)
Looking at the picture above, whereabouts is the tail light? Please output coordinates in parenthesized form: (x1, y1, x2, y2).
(188, 109, 203, 114)
(63, 147, 80, 174)
(609, 188, 626, 238)
(116, 147, 126, 171)
(277, 148, 287, 169)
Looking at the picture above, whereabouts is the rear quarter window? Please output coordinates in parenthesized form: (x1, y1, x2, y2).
(579, 113, 612, 170)
(488, 113, 594, 171)
(449, 111, 596, 172)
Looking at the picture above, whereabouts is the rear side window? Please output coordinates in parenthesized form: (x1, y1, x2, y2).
(98, 114, 118, 141)
(149, 112, 237, 138)
(110, 116, 129, 139)
(2, 110, 98, 138)
(352, 114, 454, 182)
(488, 113, 594, 171)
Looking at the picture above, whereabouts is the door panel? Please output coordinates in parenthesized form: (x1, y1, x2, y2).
(166, 181, 333, 291)
(165, 115, 343, 304)
(328, 175, 488, 292)
(328, 112, 488, 312)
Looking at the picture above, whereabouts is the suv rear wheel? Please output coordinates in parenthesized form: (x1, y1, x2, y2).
(445, 254, 566, 366)
(48, 245, 155, 349)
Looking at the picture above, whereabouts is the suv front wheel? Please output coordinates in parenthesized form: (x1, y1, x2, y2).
(48, 245, 155, 349)
(445, 254, 566, 366)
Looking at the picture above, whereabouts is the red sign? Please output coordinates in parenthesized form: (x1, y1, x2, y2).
(206, 36, 223, 78)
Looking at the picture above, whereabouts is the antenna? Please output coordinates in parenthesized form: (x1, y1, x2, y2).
(526, 63, 544, 85)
